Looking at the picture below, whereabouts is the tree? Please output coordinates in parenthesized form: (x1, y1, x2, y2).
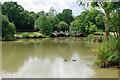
(69, 20, 80, 32)
(110, 11, 119, 39)
(51, 16, 60, 32)
(2, 2, 24, 22)
(2, 2, 36, 31)
(37, 11, 46, 18)
(77, 1, 120, 40)
(74, 9, 104, 33)
(48, 7, 57, 17)
(58, 21, 68, 31)
(2, 15, 16, 40)
(95, 14, 105, 31)
(85, 22, 97, 33)
(34, 16, 53, 36)
(56, 9, 74, 25)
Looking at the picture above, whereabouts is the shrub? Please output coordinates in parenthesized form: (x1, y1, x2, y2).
(33, 33, 44, 38)
(85, 34, 104, 42)
(94, 36, 120, 68)
(22, 32, 30, 38)
(15, 34, 23, 39)
(84, 34, 95, 42)
(29, 34, 34, 38)
(34, 16, 53, 36)
(2, 15, 16, 41)
(69, 20, 80, 32)
(69, 34, 76, 37)
(58, 21, 68, 31)
(15, 32, 44, 39)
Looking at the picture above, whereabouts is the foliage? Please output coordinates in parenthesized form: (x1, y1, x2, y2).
(94, 36, 120, 68)
(22, 32, 30, 38)
(58, 21, 68, 31)
(2, 15, 16, 41)
(51, 16, 60, 32)
(2, 2, 36, 30)
(110, 11, 119, 39)
(69, 20, 80, 32)
(77, 1, 120, 40)
(85, 22, 97, 33)
(69, 34, 76, 37)
(16, 32, 44, 38)
(37, 11, 46, 18)
(85, 34, 104, 42)
(56, 9, 74, 25)
(74, 9, 105, 33)
(34, 16, 53, 36)
(48, 7, 57, 17)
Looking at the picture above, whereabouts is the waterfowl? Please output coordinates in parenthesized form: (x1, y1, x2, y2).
(72, 59, 76, 61)
(64, 59, 68, 62)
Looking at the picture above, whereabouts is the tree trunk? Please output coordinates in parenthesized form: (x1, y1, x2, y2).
(115, 28, 118, 39)
(113, 29, 116, 39)
(119, 11, 120, 39)
(104, 9, 110, 40)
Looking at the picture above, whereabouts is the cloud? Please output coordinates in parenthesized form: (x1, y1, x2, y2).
(0, 0, 85, 16)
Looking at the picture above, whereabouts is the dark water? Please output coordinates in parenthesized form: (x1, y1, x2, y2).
(1, 37, 118, 78)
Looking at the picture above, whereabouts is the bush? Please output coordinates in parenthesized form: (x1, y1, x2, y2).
(94, 36, 120, 68)
(2, 15, 16, 41)
(85, 34, 104, 42)
(15, 32, 44, 39)
(22, 32, 30, 38)
(69, 34, 76, 37)
(34, 16, 53, 36)
(33, 32, 44, 38)
(58, 21, 68, 31)
(15, 34, 23, 39)
(84, 34, 95, 42)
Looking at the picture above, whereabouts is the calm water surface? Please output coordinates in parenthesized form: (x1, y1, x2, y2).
(1, 37, 118, 78)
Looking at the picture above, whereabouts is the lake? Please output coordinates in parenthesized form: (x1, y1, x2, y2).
(1, 37, 118, 78)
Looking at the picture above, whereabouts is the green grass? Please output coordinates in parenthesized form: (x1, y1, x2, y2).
(15, 32, 45, 39)
(94, 36, 120, 68)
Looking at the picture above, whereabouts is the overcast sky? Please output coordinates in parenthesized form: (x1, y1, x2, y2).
(0, 0, 86, 16)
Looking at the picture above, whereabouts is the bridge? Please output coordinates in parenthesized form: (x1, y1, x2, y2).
(51, 31, 87, 37)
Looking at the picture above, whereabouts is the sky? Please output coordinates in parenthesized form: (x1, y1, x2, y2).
(0, 0, 86, 16)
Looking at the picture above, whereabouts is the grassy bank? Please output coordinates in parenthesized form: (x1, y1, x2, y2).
(85, 34, 120, 68)
(94, 36, 120, 68)
(15, 32, 45, 39)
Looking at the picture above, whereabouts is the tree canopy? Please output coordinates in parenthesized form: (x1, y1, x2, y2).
(2, 15, 16, 40)
(56, 9, 74, 25)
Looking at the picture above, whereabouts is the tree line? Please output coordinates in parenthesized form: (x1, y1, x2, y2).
(1, 1, 120, 40)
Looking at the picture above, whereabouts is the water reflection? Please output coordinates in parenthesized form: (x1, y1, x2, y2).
(2, 53, 94, 78)
(2, 38, 93, 73)
(2, 38, 118, 78)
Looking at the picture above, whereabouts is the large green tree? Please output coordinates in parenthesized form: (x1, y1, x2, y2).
(2, 2, 24, 22)
(58, 21, 68, 31)
(51, 16, 60, 32)
(37, 11, 46, 18)
(2, 15, 16, 40)
(56, 9, 74, 25)
(34, 16, 53, 36)
(69, 20, 80, 32)
(77, 1, 120, 40)
(110, 11, 119, 39)
(2, 2, 36, 31)
(72, 9, 104, 33)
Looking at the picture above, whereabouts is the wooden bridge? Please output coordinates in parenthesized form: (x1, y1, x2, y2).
(51, 31, 87, 37)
